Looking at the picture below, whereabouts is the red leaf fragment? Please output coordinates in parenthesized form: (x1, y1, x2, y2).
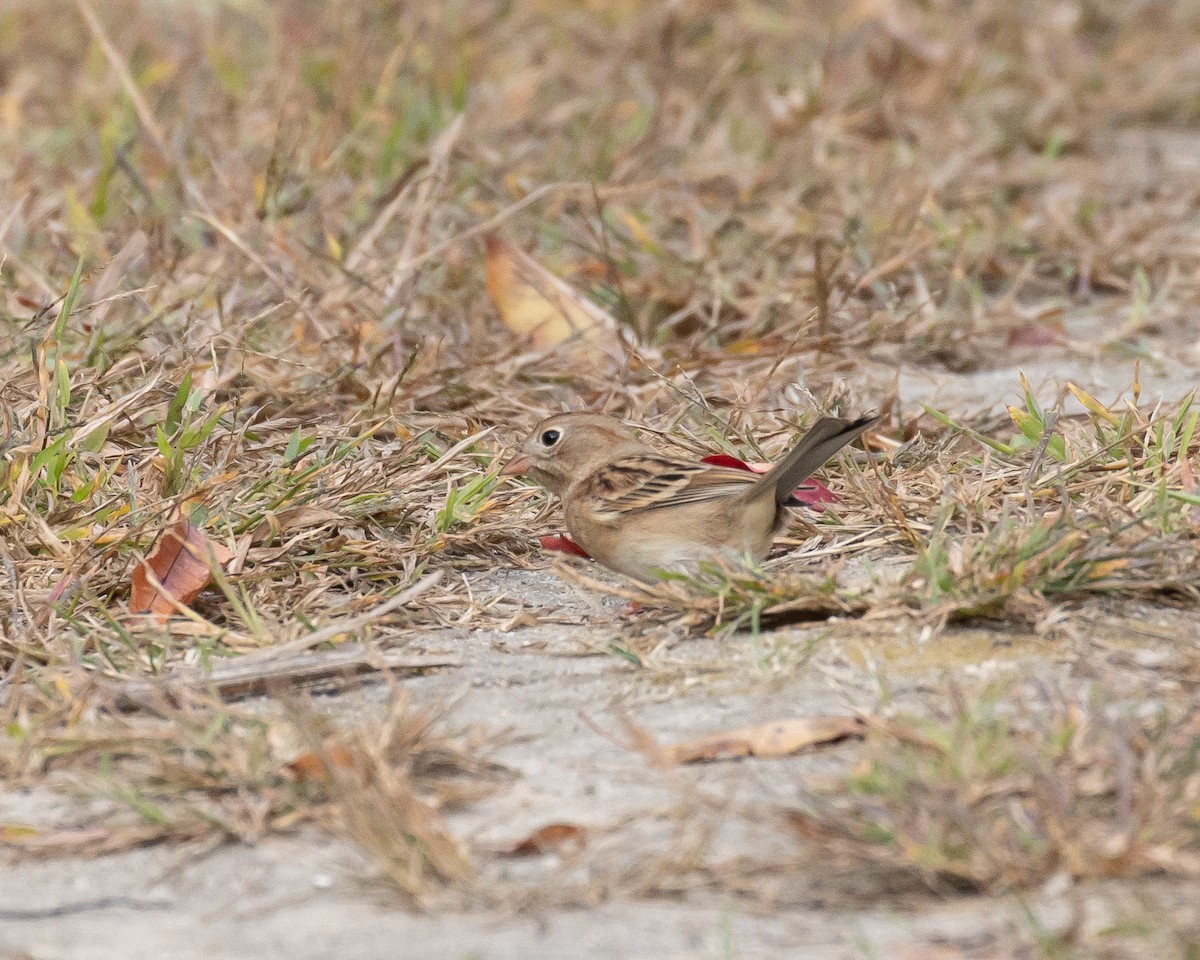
(539, 534, 591, 558)
(130, 519, 233, 623)
(699, 453, 759, 471)
(699, 454, 839, 506)
(498, 822, 588, 857)
(1005, 321, 1068, 349)
(286, 745, 360, 785)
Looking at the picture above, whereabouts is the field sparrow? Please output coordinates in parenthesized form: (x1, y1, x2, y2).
(501, 412, 876, 581)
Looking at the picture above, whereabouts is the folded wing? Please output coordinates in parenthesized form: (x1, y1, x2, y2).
(583, 456, 759, 521)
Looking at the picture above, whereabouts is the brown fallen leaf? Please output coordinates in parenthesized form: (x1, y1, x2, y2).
(497, 822, 587, 858)
(250, 505, 343, 544)
(1005, 319, 1067, 349)
(484, 233, 622, 361)
(130, 518, 233, 623)
(664, 715, 865, 764)
(286, 743, 361, 785)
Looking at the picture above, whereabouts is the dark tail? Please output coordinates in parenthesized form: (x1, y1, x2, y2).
(749, 415, 877, 505)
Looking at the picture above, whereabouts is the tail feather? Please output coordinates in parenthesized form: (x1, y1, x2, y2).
(749, 415, 877, 506)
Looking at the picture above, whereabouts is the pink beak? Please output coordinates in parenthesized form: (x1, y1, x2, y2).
(500, 453, 532, 476)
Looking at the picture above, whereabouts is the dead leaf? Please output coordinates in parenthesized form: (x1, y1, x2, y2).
(497, 822, 587, 857)
(484, 233, 622, 360)
(539, 533, 591, 558)
(130, 518, 233, 623)
(286, 744, 361, 785)
(500, 611, 540, 631)
(250, 505, 343, 544)
(664, 715, 865, 764)
(1006, 320, 1067, 349)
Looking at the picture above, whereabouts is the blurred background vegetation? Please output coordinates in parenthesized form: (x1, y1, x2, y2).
(4, 0, 1199, 396)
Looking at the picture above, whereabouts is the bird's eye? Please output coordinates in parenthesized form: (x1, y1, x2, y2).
(540, 429, 561, 447)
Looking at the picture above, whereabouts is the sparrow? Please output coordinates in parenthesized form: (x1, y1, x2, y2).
(500, 412, 876, 581)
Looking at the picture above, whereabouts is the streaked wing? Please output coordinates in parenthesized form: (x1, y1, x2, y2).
(583, 455, 759, 520)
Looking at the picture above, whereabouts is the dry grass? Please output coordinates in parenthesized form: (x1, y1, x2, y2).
(791, 685, 1200, 894)
(1, 682, 501, 904)
(2, 0, 1200, 924)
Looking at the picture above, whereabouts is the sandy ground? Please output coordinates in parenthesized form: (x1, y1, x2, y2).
(4, 336, 1200, 959)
